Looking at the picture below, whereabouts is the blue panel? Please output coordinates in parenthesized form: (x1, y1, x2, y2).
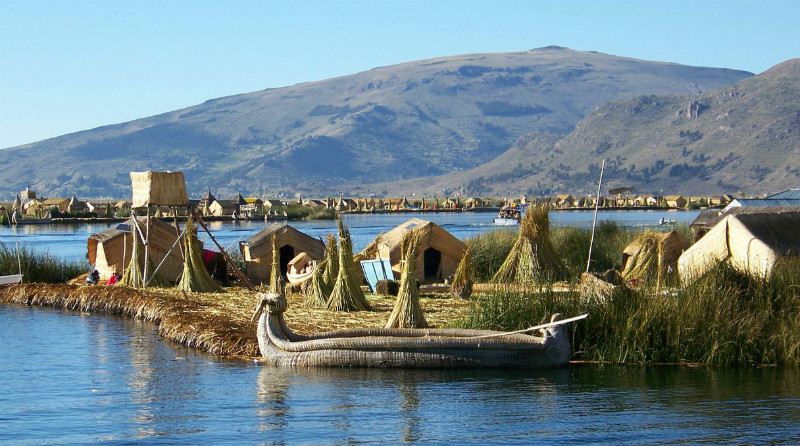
(360, 259, 393, 292)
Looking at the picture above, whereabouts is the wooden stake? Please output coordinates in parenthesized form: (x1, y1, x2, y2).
(191, 209, 255, 291)
(465, 314, 589, 339)
(586, 159, 606, 273)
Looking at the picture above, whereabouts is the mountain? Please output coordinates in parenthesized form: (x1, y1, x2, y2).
(431, 58, 799, 197)
(0, 46, 752, 199)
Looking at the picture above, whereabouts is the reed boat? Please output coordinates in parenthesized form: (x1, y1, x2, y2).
(253, 289, 581, 368)
(286, 252, 317, 285)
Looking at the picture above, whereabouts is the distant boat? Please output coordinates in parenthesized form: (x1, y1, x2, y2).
(11, 209, 52, 225)
(659, 218, 677, 226)
(493, 203, 528, 225)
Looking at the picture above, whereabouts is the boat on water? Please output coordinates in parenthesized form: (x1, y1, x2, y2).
(253, 287, 580, 368)
(659, 218, 677, 226)
(493, 203, 528, 225)
(11, 209, 52, 225)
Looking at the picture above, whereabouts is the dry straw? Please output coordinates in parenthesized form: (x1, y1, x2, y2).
(177, 216, 222, 293)
(120, 233, 169, 288)
(492, 205, 567, 284)
(385, 228, 427, 328)
(450, 246, 473, 299)
(326, 219, 372, 311)
(306, 233, 338, 307)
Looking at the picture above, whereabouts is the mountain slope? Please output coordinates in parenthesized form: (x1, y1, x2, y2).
(438, 58, 799, 197)
(0, 47, 751, 198)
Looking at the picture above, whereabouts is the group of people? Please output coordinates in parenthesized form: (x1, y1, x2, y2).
(85, 269, 121, 286)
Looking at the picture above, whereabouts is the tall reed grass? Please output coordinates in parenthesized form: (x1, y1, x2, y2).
(0, 244, 85, 283)
(454, 262, 800, 365)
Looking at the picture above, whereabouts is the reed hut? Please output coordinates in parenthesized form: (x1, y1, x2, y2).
(362, 218, 467, 283)
(87, 217, 191, 282)
(239, 225, 325, 284)
(620, 231, 689, 285)
(678, 209, 800, 283)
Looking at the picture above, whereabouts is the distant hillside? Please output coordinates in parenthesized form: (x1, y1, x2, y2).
(0, 47, 750, 199)
(431, 58, 799, 197)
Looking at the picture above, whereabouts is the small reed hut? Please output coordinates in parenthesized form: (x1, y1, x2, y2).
(678, 209, 800, 283)
(362, 218, 467, 283)
(620, 231, 689, 285)
(87, 217, 191, 282)
(239, 225, 325, 284)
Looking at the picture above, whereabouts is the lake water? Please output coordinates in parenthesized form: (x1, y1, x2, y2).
(2, 304, 799, 445)
(0, 209, 700, 264)
(13, 209, 797, 445)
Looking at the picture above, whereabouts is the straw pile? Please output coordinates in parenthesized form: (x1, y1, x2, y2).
(491, 205, 568, 284)
(177, 217, 222, 293)
(385, 229, 428, 328)
(621, 231, 688, 286)
(306, 234, 338, 307)
(119, 234, 169, 287)
(326, 219, 373, 311)
(450, 246, 473, 299)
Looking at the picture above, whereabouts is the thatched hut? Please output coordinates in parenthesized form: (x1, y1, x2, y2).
(362, 218, 467, 283)
(87, 217, 191, 282)
(239, 225, 325, 284)
(678, 209, 800, 283)
(620, 231, 689, 285)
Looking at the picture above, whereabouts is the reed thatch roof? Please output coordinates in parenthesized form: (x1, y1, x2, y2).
(87, 217, 192, 282)
(620, 231, 689, 284)
(364, 218, 467, 282)
(679, 209, 800, 283)
(240, 225, 325, 284)
(130, 171, 189, 208)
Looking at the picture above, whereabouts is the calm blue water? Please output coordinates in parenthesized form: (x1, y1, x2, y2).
(2, 304, 798, 445)
(0, 209, 699, 264)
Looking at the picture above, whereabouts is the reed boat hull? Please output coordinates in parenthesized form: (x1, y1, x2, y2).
(256, 311, 571, 368)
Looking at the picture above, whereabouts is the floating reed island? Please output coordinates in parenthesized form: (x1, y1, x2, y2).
(0, 283, 472, 359)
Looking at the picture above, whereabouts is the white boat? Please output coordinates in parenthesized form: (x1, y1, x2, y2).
(0, 274, 23, 285)
(493, 203, 527, 225)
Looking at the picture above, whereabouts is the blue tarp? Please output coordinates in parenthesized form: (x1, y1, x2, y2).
(361, 259, 394, 292)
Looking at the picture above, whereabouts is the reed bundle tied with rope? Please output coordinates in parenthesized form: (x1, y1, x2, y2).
(450, 246, 473, 300)
(326, 219, 372, 312)
(120, 234, 169, 288)
(306, 233, 338, 308)
(177, 216, 222, 293)
(492, 205, 568, 285)
(269, 234, 281, 292)
(385, 228, 427, 328)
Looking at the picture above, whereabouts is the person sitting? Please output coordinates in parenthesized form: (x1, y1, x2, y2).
(86, 270, 100, 285)
(107, 272, 121, 286)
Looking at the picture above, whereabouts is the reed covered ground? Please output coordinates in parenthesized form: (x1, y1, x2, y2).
(2, 222, 798, 365)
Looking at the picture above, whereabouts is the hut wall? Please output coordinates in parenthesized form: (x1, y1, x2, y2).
(726, 217, 777, 279)
(678, 218, 731, 283)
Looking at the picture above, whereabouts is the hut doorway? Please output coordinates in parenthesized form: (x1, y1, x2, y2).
(423, 248, 442, 281)
(279, 245, 295, 277)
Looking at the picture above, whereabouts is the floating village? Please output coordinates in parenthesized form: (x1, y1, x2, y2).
(1, 171, 800, 367)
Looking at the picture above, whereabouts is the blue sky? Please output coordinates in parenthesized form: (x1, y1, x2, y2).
(1, 0, 797, 149)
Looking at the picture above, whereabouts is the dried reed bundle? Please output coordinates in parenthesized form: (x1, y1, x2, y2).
(305, 234, 338, 307)
(120, 235, 169, 287)
(326, 219, 372, 311)
(621, 231, 675, 285)
(385, 229, 427, 328)
(450, 246, 473, 299)
(177, 217, 222, 293)
(492, 205, 567, 284)
(269, 234, 280, 292)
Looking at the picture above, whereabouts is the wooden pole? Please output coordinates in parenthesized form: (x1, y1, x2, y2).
(143, 205, 151, 287)
(191, 209, 255, 291)
(465, 314, 589, 339)
(586, 159, 606, 273)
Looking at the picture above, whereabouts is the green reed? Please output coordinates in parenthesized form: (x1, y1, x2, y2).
(0, 244, 86, 283)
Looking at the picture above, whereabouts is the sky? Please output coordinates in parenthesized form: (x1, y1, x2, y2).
(1, 0, 798, 149)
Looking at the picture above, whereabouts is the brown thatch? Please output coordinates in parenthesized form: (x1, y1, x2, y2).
(119, 232, 169, 288)
(326, 219, 373, 312)
(240, 225, 325, 284)
(88, 217, 188, 282)
(306, 234, 338, 308)
(449, 246, 473, 299)
(620, 231, 689, 285)
(385, 229, 428, 328)
(492, 205, 568, 284)
(177, 217, 222, 293)
(130, 171, 189, 208)
(363, 218, 467, 283)
(679, 209, 800, 283)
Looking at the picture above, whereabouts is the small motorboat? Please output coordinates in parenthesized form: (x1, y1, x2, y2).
(658, 218, 677, 226)
(252, 285, 585, 368)
(493, 203, 527, 225)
